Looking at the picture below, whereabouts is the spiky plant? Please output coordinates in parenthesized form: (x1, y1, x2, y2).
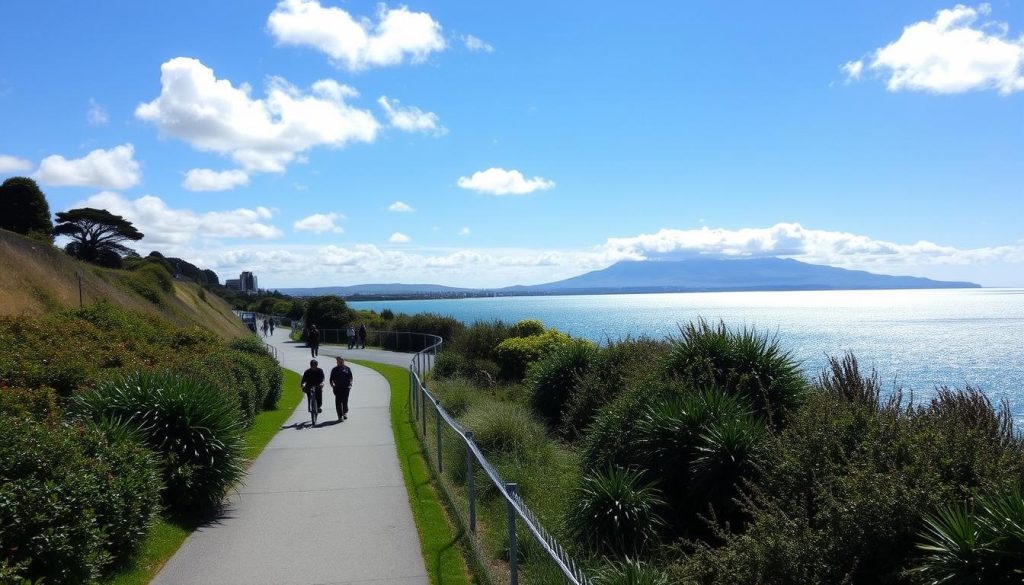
(568, 466, 665, 557)
(592, 558, 671, 585)
(74, 371, 246, 516)
(664, 319, 807, 427)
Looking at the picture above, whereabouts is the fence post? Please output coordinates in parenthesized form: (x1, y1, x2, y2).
(421, 386, 427, 437)
(466, 431, 476, 534)
(435, 399, 443, 473)
(507, 483, 519, 585)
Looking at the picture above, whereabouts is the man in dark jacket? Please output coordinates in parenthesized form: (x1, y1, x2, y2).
(357, 324, 367, 349)
(308, 325, 320, 358)
(330, 356, 353, 421)
(301, 359, 325, 413)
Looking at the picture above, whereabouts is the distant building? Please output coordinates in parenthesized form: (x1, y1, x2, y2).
(240, 271, 258, 295)
(225, 278, 242, 291)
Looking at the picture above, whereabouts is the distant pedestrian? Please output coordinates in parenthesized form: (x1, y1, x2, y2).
(269, 320, 275, 335)
(301, 359, 325, 415)
(330, 356, 353, 421)
(347, 325, 356, 350)
(308, 325, 320, 358)
(261, 319, 269, 338)
(358, 324, 367, 349)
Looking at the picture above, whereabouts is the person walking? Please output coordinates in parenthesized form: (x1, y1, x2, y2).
(358, 324, 367, 349)
(261, 319, 269, 338)
(269, 319, 275, 335)
(301, 359, 325, 415)
(347, 325, 356, 350)
(308, 325, 320, 358)
(330, 356, 353, 421)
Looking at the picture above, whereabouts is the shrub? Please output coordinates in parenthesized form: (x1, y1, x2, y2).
(462, 401, 550, 460)
(562, 337, 669, 441)
(664, 319, 807, 428)
(0, 414, 160, 584)
(593, 559, 671, 585)
(302, 295, 355, 331)
(227, 336, 282, 409)
(581, 380, 675, 473)
(433, 377, 482, 417)
(450, 319, 514, 361)
(433, 350, 468, 380)
(510, 318, 545, 337)
(526, 339, 597, 428)
(73, 371, 246, 517)
(0, 177, 53, 243)
(817, 352, 884, 408)
(913, 488, 1024, 584)
(567, 466, 665, 557)
(129, 261, 175, 292)
(380, 313, 463, 351)
(0, 386, 60, 422)
(494, 329, 573, 381)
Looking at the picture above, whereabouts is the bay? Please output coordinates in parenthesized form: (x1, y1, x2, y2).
(350, 288, 1024, 416)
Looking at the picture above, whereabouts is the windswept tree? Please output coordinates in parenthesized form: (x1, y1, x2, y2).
(0, 176, 54, 243)
(53, 207, 143, 268)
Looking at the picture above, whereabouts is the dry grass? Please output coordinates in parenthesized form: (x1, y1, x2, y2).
(0, 229, 246, 339)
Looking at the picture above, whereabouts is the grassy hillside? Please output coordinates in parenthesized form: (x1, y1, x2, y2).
(0, 229, 246, 339)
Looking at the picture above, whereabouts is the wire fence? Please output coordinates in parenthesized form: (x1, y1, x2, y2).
(407, 336, 591, 585)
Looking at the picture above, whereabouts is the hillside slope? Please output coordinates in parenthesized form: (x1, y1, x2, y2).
(0, 229, 247, 339)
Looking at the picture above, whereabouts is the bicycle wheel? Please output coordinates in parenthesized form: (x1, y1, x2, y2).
(308, 393, 317, 426)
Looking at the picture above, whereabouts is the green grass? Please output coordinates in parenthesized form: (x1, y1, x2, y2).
(103, 367, 300, 585)
(351, 359, 474, 585)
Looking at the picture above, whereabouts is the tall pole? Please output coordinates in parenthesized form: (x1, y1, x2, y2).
(77, 273, 83, 307)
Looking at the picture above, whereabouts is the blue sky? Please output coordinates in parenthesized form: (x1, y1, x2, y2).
(1, 1, 1022, 287)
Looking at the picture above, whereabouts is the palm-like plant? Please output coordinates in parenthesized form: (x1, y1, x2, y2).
(914, 489, 1024, 584)
(567, 466, 666, 557)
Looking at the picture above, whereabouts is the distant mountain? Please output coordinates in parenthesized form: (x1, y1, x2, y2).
(508, 258, 980, 293)
(278, 283, 473, 297)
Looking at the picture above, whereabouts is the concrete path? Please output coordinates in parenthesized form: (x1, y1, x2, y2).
(152, 328, 428, 585)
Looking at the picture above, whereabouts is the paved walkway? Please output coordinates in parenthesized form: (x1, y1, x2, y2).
(152, 328, 428, 585)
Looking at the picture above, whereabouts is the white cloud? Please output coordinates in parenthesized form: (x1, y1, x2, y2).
(35, 143, 141, 189)
(183, 168, 250, 192)
(459, 227, 471, 236)
(457, 167, 555, 195)
(294, 212, 345, 234)
(0, 155, 32, 173)
(267, 0, 446, 71)
(73, 191, 282, 249)
(377, 96, 446, 135)
(602, 223, 1024, 269)
(389, 232, 411, 243)
(87, 98, 109, 126)
(841, 60, 864, 82)
(388, 201, 415, 212)
(136, 57, 379, 173)
(848, 3, 1024, 94)
(462, 34, 494, 53)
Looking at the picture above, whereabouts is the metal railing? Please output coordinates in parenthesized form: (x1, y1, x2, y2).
(302, 328, 440, 353)
(407, 337, 591, 585)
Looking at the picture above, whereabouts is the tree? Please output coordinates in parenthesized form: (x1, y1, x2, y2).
(303, 295, 353, 329)
(53, 207, 144, 268)
(0, 176, 54, 243)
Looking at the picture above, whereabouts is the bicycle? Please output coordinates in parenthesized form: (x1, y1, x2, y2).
(304, 385, 321, 426)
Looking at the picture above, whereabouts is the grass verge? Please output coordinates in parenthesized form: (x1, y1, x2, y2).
(351, 359, 474, 585)
(103, 367, 302, 585)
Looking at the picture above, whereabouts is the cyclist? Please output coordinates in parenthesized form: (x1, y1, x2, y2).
(300, 359, 325, 415)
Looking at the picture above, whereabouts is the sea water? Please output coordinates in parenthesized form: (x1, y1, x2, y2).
(350, 288, 1024, 416)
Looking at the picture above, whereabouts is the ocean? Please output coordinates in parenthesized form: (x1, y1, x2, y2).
(349, 288, 1024, 416)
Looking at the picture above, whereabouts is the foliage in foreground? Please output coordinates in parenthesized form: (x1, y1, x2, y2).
(73, 371, 246, 517)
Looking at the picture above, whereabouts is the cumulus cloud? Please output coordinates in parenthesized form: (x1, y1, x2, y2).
(0, 154, 32, 173)
(87, 98, 109, 126)
(388, 201, 414, 212)
(377, 96, 446, 135)
(73, 191, 282, 249)
(457, 167, 555, 195)
(183, 168, 250, 192)
(294, 212, 345, 234)
(462, 34, 494, 53)
(267, 0, 446, 71)
(602, 223, 1024, 268)
(389, 232, 411, 243)
(841, 60, 864, 82)
(35, 144, 141, 189)
(136, 57, 379, 173)
(845, 3, 1024, 94)
(459, 227, 471, 236)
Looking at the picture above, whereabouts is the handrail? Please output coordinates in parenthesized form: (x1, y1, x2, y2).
(408, 339, 590, 585)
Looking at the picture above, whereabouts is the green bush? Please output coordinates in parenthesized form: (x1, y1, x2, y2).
(510, 318, 545, 337)
(664, 319, 807, 428)
(913, 488, 1024, 584)
(129, 261, 174, 292)
(0, 414, 160, 584)
(449, 319, 514, 361)
(593, 558, 671, 585)
(73, 371, 246, 517)
(380, 312, 463, 351)
(526, 339, 597, 428)
(433, 377, 483, 417)
(0, 386, 61, 422)
(494, 329, 573, 381)
(582, 380, 674, 473)
(463, 401, 550, 460)
(302, 295, 355, 331)
(567, 466, 665, 557)
(561, 337, 669, 441)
